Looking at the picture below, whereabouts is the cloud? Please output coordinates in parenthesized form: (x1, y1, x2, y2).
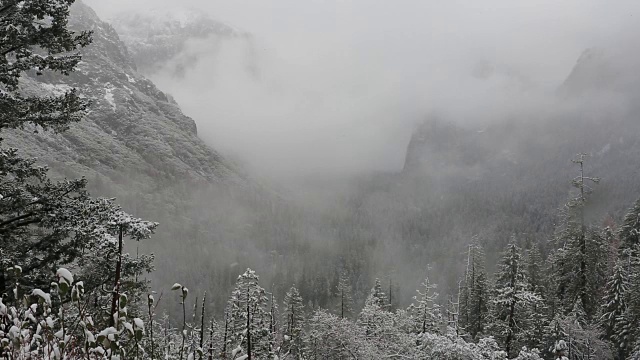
(85, 0, 640, 179)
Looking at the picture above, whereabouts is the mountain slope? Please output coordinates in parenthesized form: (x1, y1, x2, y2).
(4, 2, 244, 191)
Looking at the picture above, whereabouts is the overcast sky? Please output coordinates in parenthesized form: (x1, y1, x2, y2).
(85, 0, 640, 179)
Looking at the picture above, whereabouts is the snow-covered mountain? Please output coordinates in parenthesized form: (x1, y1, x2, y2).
(4, 2, 245, 192)
(110, 8, 246, 76)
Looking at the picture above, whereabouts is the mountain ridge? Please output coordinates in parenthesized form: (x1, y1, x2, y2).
(4, 1, 245, 189)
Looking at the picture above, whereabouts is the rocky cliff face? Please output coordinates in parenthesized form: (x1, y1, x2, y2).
(4, 2, 244, 190)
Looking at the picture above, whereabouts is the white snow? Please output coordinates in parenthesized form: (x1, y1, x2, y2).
(8, 325, 20, 340)
(56, 268, 74, 285)
(32, 289, 52, 306)
(133, 317, 144, 331)
(40, 83, 72, 97)
(104, 88, 117, 111)
(98, 327, 118, 338)
(125, 73, 136, 83)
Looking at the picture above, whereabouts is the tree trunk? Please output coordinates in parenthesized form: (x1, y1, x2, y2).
(246, 287, 252, 360)
(0, 265, 5, 298)
(109, 225, 123, 327)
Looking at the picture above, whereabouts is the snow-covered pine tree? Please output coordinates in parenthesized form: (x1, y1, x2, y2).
(615, 308, 634, 359)
(459, 243, 474, 332)
(446, 292, 460, 333)
(0, 0, 91, 293)
(522, 245, 548, 351)
(227, 268, 271, 359)
(541, 315, 568, 360)
(335, 270, 354, 319)
(459, 237, 490, 339)
(0, 0, 92, 132)
(525, 245, 545, 294)
(411, 275, 442, 335)
(282, 285, 305, 357)
(268, 290, 278, 358)
(552, 154, 606, 320)
(563, 303, 613, 360)
(371, 278, 388, 308)
(621, 245, 640, 356)
(616, 201, 640, 355)
(600, 260, 628, 358)
(619, 198, 640, 256)
(360, 286, 388, 339)
(488, 239, 540, 357)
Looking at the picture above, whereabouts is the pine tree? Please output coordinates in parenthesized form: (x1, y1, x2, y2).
(282, 285, 305, 357)
(0, 0, 92, 131)
(488, 239, 540, 357)
(525, 245, 545, 294)
(411, 276, 442, 334)
(227, 269, 270, 359)
(268, 290, 278, 358)
(459, 238, 490, 338)
(615, 201, 640, 355)
(563, 302, 612, 360)
(552, 154, 606, 319)
(614, 308, 634, 359)
(371, 278, 388, 308)
(522, 245, 548, 351)
(622, 246, 640, 355)
(542, 315, 568, 359)
(619, 198, 640, 256)
(601, 260, 628, 358)
(335, 271, 353, 319)
(446, 292, 460, 333)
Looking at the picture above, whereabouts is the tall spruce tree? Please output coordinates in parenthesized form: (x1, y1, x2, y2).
(371, 278, 388, 308)
(552, 154, 607, 319)
(282, 285, 305, 357)
(335, 271, 354, 319)
(522, 245, 548, 351)
(0, 0, 92, 131)
(601, 260, 628, 359)
(227, 269, 271, 359)
(459, 237, 489, 339)
(488, 239, 540, 357)
(0, 0, 91, 295)
(613, 199, 640, 355)
(619, 199, 640, 256)
(411, 275, 441, 334)
(541, 315, 569, 359)
(621, 245, 640, 356)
